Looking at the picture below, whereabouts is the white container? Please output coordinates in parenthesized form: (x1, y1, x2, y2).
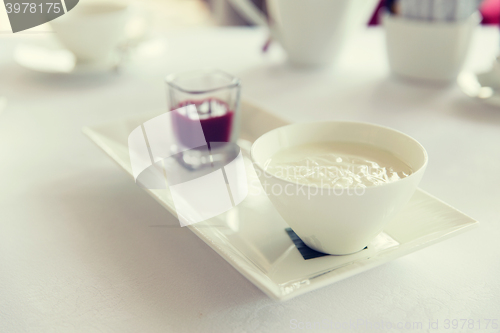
(383, 12, 480, 82)
(227, 0, 379, 67)
(251, 121, 428, 255)
(51, 0, 130, 63)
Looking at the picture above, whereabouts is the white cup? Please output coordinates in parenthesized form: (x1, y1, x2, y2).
(227, 0, 378, 67)
(383, 12, 481, 82)
(51, 0, 130, 63)
(251, 122, 428, 255)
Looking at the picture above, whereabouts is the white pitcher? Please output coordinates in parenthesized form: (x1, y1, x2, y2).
(227, 0, 379, 67)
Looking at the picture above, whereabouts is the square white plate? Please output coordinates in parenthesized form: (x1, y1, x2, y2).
(83, 101, 479, 301)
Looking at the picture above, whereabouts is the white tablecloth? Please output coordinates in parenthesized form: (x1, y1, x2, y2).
(1, 26, 499, 333)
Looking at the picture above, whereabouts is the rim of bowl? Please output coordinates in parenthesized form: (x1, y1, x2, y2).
(250, 121, 428, 189)
(382, 10, 481, 27)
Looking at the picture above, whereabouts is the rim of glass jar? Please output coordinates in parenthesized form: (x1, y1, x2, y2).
(165, 69, 240, 95)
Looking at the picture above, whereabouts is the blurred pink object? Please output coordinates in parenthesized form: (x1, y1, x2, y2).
(480, 0, 500, 24)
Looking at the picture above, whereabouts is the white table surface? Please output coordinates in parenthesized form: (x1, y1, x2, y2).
(1, 26, 499, 333)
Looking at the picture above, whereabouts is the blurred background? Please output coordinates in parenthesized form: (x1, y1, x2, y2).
(0, 0, 214, 32)
(1, 0, 498, 32)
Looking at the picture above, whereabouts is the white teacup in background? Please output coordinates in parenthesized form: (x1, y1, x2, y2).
(383, 0, 483, 83)
(51, 0, 131, 63)
(384, 12, 480, 82)
(227, 0, 379, 67)
(251, 122, 428, 255)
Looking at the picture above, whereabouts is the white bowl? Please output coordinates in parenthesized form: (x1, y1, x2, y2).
(251, 121, 428, 255)
(383, 12, 480, 82)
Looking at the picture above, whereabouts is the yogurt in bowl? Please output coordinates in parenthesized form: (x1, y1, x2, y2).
(251, 121, 428, 255)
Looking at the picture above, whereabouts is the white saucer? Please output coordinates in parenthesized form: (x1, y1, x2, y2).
(14, 41, 123, 75)
(458, 68, 500, 107)
(83, 101, 479, 301)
